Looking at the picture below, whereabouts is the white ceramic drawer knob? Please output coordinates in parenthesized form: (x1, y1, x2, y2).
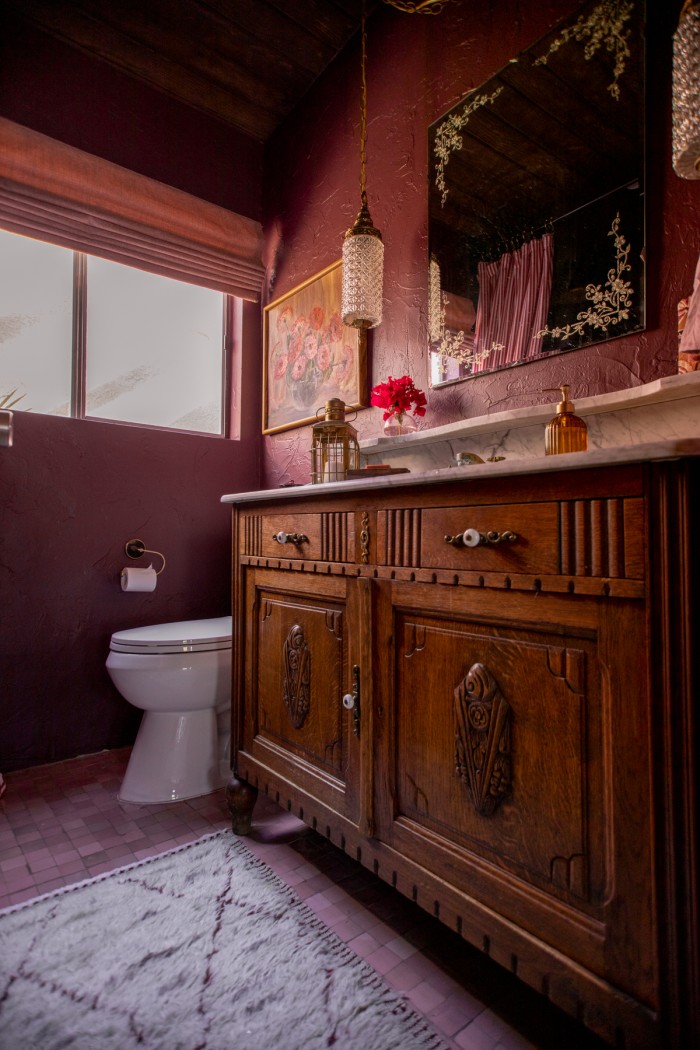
(272, 531, 308, 545)
(342, 693, 355, 710)
(462, 528, 482, 547)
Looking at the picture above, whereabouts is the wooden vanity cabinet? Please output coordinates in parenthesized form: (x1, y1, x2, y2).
(238, 566, 373, 836)
(226, 459, 699, 1050)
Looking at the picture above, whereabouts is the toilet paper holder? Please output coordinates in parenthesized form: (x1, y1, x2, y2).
(125, 538, 166, 575)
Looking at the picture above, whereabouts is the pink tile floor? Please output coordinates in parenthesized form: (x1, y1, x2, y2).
(0, 749, 609, 1050)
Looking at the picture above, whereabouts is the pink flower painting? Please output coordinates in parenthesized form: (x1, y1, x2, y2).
(264, 261, 366, 433)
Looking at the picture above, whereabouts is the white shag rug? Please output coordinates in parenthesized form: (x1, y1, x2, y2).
(0, 831, 447, 1050)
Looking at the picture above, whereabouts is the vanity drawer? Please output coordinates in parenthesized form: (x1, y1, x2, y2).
(241, 511, 356, 563)
(259, 513, 321, 560)
(420, 502, 560, 574)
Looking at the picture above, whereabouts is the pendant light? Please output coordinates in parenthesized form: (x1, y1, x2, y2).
(341, 0, 449, 329)
(341, 4, 384, 329)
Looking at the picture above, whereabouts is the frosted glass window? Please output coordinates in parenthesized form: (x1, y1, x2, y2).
(0, 228, 228, 434)
(0, 229, 73, 413)
(86, 257, 224, 433)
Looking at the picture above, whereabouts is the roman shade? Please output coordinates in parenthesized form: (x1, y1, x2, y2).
(0, 117, 264, 301)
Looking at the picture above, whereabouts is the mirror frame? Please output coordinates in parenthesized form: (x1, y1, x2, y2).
(427, 0, 646, 386)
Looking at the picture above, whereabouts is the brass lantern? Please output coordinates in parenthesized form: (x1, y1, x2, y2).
(310, 399, 360, 484)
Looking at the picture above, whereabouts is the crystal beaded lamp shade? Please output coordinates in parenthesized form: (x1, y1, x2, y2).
(673, 1, 700, 178)
(340, 0, 384, 332)
(341, 232, 384, 329)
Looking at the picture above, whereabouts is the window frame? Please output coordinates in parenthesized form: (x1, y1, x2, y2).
(57, 246, 232, 437)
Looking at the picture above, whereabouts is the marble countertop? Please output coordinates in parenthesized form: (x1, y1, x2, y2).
(221, 437, 700, 506)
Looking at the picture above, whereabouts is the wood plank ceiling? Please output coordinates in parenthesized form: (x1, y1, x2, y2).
(7, 0, 382, 142)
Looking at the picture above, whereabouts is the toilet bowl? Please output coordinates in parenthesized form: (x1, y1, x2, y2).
(106, 616, 232, 804)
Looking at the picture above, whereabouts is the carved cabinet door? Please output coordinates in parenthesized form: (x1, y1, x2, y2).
(372, 578, 655, 1009)
(237, 567, 371, 832)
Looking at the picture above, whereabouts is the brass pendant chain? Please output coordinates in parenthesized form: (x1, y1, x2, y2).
(359, 5, 368, 205)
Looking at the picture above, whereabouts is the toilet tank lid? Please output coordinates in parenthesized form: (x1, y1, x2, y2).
(110, 616, 232, 653)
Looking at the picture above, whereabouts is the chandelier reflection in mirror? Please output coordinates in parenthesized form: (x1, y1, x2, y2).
(428, 0, 645, 387)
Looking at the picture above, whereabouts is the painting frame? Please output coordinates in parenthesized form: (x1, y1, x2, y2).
(262, 260, 367, 435)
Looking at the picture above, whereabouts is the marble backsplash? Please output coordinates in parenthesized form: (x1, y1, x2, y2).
(359, 372, 700, 473)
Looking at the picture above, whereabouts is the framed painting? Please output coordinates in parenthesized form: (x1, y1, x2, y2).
(262, 260, 367, 434)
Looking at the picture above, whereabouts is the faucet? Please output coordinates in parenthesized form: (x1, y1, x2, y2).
(455, 451, 505, 465)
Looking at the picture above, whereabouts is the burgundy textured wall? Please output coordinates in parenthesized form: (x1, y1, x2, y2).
(262, 0, 700, 486)
(0, 413, 259, 772)
(0, 19, 263, 771)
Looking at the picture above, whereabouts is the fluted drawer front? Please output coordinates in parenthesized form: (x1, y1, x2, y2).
(420, 503, 560, 574)
(255, 512, 356, 562)
(559, 497, 645, 579)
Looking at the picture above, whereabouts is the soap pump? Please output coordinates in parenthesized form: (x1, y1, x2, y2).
(544, 385, 588, 455)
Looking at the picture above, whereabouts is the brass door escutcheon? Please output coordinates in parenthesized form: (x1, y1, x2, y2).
(342, 665, 361, 737)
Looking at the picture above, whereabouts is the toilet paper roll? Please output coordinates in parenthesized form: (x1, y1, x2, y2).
(120, 563, 157, 593)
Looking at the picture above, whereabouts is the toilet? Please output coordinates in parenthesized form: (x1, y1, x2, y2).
(106, 616, 232, 804)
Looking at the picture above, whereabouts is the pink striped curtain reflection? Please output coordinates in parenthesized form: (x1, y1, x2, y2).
(473, 233, 553, 372)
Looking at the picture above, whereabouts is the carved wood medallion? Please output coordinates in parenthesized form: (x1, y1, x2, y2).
(283, 624, 311, 729)
(455, 662, 512, 816)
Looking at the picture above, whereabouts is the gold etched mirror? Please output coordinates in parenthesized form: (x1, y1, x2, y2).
(428, 0, 645, 386)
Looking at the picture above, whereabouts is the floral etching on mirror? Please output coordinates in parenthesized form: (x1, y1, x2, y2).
(538, 212, 634, 343)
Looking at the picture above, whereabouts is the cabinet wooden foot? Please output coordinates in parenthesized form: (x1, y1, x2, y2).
(225, 775, 258, 835)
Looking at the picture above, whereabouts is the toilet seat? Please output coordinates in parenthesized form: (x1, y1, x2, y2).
(110, 616, 232, 655)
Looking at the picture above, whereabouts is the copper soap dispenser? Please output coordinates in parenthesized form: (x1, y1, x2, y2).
(544, 385, 588, 455)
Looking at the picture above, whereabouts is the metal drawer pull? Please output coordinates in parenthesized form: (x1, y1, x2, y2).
(272, 531, 308, 545)
(444, 528, 518, 548)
